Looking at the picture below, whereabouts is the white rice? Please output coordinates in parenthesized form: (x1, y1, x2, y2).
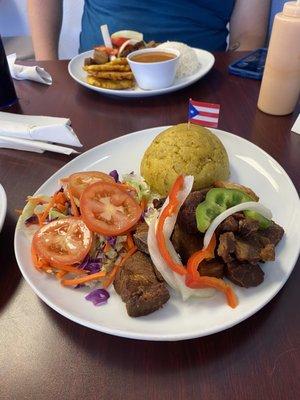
(156, 41, 200, 79)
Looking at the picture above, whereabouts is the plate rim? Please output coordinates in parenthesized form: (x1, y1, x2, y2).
(0, 183, 7, 232)
(68, 48, 215, 98)
(14, 126, 300, 341)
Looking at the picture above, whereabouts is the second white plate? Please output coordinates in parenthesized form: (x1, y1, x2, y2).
(68, 49, 215, 98)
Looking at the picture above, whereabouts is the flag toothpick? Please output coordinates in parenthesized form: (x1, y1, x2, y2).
(188, 99, 220, 128)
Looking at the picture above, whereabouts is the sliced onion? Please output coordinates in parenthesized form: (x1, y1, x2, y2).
(160, 175, 194, 237)
(147, 176, 215, 300)
(112, 30, 143, 42)
(203, 201, 272, 248)
(118, 39, 138, 57)
(148, 219, 179, 291)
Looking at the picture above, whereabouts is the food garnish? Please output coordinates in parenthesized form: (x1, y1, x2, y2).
(196, 188, 272, 233)
(148, 175, 216, 300)
(85, 288, 110, 306)
(67, 171, 114, 201)
(32, 217, 92, 266)
(148, 176, 237, 307)
(80, 181, 142, 236)
(202, 201, 272, 249)
(19, 170, 162, 316)
(155, 175, 187, 275)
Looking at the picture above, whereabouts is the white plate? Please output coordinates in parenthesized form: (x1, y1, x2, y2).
(14, 127, 300, 341)
(68, 49, 215, 98)
(0, 183, 7, 233)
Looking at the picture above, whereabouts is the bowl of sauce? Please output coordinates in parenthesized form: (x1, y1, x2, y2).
(130, 51, 176, 63)
(127, 48, 180, 90)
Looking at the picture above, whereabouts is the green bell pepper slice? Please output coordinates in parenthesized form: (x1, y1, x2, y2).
(195, 188, 271, 233)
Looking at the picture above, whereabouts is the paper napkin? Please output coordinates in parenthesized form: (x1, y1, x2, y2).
(291, 113, 300, 135)
(7, 53, 52, 85)
(0, 135, 79, 155)
(0, 112, 83, 147)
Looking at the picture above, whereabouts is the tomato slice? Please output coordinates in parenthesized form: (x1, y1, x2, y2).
(80, 181, 142, 236)
(32, 217, 92, 266)
(111, 36, 128, 47)
(68, 171, 114, 200)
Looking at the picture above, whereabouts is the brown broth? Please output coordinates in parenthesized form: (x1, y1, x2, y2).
(130, 52, 176, 63)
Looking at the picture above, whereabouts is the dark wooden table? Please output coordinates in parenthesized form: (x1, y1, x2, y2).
(0, 52, 299, 400)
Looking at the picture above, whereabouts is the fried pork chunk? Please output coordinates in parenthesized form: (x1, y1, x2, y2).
(217, 216, 284, 287)
(133, 222, 149, 255)
(114, 251, 169, 317)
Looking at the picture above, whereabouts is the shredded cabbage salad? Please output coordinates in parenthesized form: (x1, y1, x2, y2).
(18, 169, 162, 306)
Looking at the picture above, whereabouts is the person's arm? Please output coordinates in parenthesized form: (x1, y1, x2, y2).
(229, 0, 271, 51)
(27, 0, 63, 60)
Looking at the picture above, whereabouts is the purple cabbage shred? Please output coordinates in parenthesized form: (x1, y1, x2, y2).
(107, 236, 117, 247)
(85, 288, 110, 306)
(65, 202, 72, 216)
(75, 284, 85, 289)
(109, 170, 119, 183)
(79, 256, 102, 274)
(25, 215, 39, 226)
(140, 213, 145, 222)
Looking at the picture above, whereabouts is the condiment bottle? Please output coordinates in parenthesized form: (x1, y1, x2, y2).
(257, 1, 300, 115)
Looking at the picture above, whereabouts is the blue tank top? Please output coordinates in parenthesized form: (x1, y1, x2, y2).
(80, 0, 235, 53)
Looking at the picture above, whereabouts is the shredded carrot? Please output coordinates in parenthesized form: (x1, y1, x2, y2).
(126, 234, 135, 250)
(119, 245, 137, 267)
(31, 245, 48, 270)
(102, 263, 121, 289)
(103, 241, 111, 253)
(56, 270, 67, 279)
(36, 213, 44, 226)
(40, 265, 55, 273)
(39, 198, 55, 225)
(50, 264, 87, 275)
(140, 198, 148, 211)
(61, 271, 106, 286)
(53, 191, 67, 205)
(103, 245, 137, 288)
(32, 242, 87, 278)
(55, 203, 66, 213)
(68, 189, 79, 217)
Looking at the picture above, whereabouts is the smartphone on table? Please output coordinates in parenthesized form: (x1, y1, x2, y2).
(228, 48, 267, 80)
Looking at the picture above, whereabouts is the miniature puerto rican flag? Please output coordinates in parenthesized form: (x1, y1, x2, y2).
(188, 99, 220, 128)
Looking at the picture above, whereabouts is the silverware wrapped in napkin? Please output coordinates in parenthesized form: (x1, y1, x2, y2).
(7, 53, 52, 85)
(0, 112, 82, 154)
(291, 113, 300, 135)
